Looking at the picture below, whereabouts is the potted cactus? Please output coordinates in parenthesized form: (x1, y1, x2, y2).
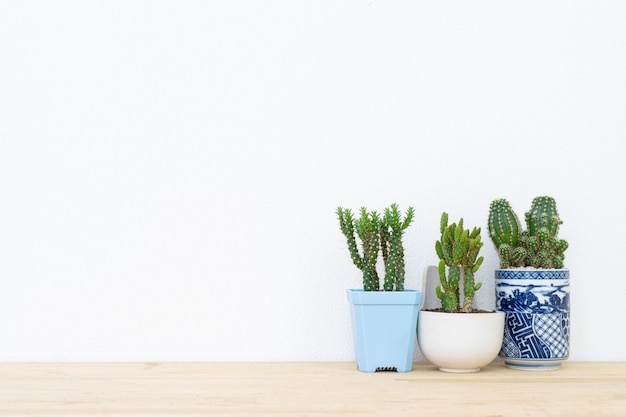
(417, 213, 505, 373)
(337, 204, 423, 372)
(488, 196, 570, 370)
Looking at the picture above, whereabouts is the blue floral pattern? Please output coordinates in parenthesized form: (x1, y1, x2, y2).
(495, 269, 570, 362)
(496, 269, 568, 280)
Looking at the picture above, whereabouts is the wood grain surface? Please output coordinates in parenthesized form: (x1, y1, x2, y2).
(0, 362, 624, 416)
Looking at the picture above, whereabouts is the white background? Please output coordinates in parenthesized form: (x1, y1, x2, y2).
(1, 1, 624, 361)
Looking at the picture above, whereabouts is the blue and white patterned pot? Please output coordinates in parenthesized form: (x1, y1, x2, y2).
(495, 269, 570, 370)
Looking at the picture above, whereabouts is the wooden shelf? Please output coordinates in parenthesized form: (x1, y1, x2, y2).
(1, 361, 624, 416)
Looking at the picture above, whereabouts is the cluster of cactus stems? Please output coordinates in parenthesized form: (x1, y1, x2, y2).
(488, 196, 568, 269)
(337, 204, 414, 291)
(435, 212, 484, 313)
(337, 207, 380, 291)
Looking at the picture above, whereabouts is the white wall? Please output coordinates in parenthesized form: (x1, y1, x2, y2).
(1, 1, 624, 361)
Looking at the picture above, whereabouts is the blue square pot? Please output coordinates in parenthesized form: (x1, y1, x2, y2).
(347, 289, 423, 372)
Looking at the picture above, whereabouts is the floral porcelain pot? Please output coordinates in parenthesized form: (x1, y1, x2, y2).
(495, 269, 570, 370)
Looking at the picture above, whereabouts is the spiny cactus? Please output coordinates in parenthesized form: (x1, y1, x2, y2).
(521, 196, 568, 268)
(487, 196, 568, 269)
(526, 196, 562, 237)
(488, 199, 522, 268)
(337, 204, 414, 291)
(435, 212, 484, 313)
(337, 207, 381, 291)
(380, 204, 415, 291)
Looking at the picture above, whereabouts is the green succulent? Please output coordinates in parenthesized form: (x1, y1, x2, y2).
(337, 204, 414, 291)
(435, 212, 484, 313)
(488, 196, 568, 269)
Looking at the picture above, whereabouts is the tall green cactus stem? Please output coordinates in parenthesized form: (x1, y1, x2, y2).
(436, 261, 459, 311)
(337, 207, 381, 291)
(435, 212, 484, 313)
(379, 204, 415, 291)
(487, 199, 522, 268)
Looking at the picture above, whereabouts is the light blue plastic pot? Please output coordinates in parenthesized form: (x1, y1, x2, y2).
(347, 289, 423, 372)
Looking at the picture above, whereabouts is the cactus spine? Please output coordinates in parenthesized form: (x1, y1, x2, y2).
(337, 207, 381, 291)
(435, 212, 484, 313)
(487, 196, 568, 269)
(380, 204, 415, 291)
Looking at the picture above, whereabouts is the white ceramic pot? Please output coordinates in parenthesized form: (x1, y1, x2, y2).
(417, 310, 505, 373)
(417, 265, 506, 373)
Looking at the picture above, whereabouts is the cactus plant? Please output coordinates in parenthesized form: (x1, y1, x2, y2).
(526, 195, 562, 237)
(435, 212, 484, 313)
(380, 204, 415, 291)
(487, 199, 523, 268)
(488, 196, 568, 269)
(337, 207, 381, 291)
(337, 204, 414, 291)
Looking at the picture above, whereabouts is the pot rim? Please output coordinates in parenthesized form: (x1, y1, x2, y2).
(495, 267, 569, 272)
(420, 309, 505, 316)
